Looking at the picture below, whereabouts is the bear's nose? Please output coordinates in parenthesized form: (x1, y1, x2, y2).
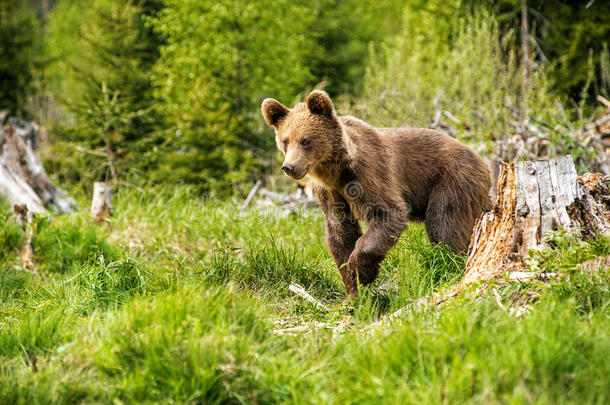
(281, 164, 295, 176)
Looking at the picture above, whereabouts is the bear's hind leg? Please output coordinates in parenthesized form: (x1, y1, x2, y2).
(424, 186, 472, 252)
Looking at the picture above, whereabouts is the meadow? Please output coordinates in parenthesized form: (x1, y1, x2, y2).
(1, 187, 608, 404)
(2, 1, 610, 402)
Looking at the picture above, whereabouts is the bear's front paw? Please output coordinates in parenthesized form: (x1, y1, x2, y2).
(348, 249, 381, 286)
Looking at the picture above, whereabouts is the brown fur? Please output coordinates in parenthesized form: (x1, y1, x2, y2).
(262, 90, 491, 295)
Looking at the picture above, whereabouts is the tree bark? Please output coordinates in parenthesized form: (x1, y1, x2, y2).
(0, 115, 77, 214)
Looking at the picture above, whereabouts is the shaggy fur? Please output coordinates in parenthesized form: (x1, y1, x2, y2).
(262, 90, 491, 295)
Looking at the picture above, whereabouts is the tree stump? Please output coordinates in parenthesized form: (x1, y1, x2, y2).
(455, 156, 610, 291)
(0, 115, 77, 214)
(91, 182, 113, 223)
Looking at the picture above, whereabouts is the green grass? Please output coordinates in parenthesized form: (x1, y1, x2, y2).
(0, 188, 609, 404)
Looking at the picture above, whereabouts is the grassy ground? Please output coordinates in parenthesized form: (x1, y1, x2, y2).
(0, 187, 609, 404)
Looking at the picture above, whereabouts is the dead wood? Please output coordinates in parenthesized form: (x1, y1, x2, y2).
(91, 182, 113, 223)
(289, 283, 329, 312)
(0, 115, 76, 214)
(452, 156, 609, 294)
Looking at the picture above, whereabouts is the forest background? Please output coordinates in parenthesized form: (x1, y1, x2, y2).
(2, 0, 609, 197)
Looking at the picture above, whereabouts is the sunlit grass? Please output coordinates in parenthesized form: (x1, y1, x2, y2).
(0, 188, 609, 403)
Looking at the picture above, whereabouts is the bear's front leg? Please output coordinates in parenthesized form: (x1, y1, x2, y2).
(326, 219, 362, 295)
(347, 206, 407, 290)
(316, 188, 362, 295)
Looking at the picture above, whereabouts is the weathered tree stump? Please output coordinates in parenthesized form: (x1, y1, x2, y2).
(455, 156, 610, 291)
(91, 182, 113, 223)
(0, 114, 76, 214)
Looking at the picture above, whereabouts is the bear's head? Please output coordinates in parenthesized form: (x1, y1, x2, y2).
(262, 90, 342, 180)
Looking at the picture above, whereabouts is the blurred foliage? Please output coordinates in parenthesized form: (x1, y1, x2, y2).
(0, 0, 42, 117)
(493, 0, 610, 103)
(43, 0, 164, 192)
(147, 0, 317, 191)
(356, 4, 597, 165)
(309, 0, 407, 95)
(2, 0, 609, 194)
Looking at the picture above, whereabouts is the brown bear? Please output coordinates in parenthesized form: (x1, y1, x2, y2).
(262, 90, 491, 296)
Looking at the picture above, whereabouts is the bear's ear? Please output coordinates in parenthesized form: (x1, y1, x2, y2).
(306, 90, 334, 118)
(262, 98, 289, 128)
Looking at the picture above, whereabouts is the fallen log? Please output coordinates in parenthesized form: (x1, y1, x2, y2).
(0, 114, 76, 214)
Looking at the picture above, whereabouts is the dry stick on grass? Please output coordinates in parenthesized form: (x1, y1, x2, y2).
(240, 180, 262, 210)
(273, 322, 331, 335)
(288, 284, 330, 312)
(276, 284, 337, 336)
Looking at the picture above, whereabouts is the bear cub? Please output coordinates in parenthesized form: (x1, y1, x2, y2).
(262, 90, 491, 296)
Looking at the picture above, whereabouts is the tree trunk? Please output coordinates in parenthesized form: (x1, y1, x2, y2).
(0, 114, 77, 214)
(454, 156, 610, 292)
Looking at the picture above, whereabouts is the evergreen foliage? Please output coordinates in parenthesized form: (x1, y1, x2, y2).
(494, 0, 610, 102)
(3, 0, 610, 191)
(0, 0, 41, 117)
(148, 0, 317, 191)
(309, 0, 407, 95)
(44, 0, 163, 188)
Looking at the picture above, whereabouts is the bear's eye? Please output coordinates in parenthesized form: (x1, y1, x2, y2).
(301, 138, 312, 147)
(282, 139, 288, 151)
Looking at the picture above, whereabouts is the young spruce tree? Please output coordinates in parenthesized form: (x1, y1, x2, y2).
(45, 0, 163, 188)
